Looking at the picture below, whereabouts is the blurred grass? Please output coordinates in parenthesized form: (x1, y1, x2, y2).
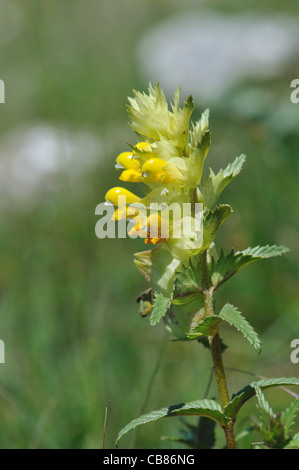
(0, 0, 298, 449)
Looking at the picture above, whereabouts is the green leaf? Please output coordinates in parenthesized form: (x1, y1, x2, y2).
(150, 292, 172, 326)
(211, 245, 289, 289)
(253, 383, 275, 421)
(173, 259, 202, 303)
(186, 315, 223, 339)
(225, 377, 299, 421)
(219, 303, 262, 353)
(281, 397, 299, 438)
(201, 154, 246, 209)
(116, 399, 227, 447)
(202, 205, 233, 251)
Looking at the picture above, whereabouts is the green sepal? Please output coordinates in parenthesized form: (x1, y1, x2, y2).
(164, 294, 205, 340)
(134, 247, 181, 296)
(187, 109, 210, 187)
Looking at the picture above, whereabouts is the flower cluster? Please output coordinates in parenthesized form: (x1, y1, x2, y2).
(105, 83, 210, 261)
(104, 83, 246, 336)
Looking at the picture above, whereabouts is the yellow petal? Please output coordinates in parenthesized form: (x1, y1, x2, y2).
(119, 169, 143, 183)
(141, 158, 183, 184)
(115, 151, 140, 170)
(105, 187, 141, 206)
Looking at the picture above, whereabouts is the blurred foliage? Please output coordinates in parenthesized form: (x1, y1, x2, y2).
(0, 0, 298, 449)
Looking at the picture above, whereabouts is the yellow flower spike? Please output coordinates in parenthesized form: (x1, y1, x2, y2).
(115, 151, 140, 170)
(119, 169, 143, 183)
(105, 187, 141, 206)
(141, 158, 183, 184)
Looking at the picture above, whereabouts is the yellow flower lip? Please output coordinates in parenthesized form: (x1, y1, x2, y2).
(141, 158, 185, 184)
(119, 169, 143, 183)
(134, 142, 151, 152)
(141, 158, 167, 179)
(115, 151, 140, 170)
(105, 187, 141, 206)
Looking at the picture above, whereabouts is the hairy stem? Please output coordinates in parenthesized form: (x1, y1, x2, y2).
(198, 251, 236, 449)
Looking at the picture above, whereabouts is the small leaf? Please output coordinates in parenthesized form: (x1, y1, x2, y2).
(219, 303, 262, 353)
(253, 383, 275, 421)
(201, 154, 246, 209)
(225, 377, 299, 421)
(202, 205, 233, 251)
(186, 315, 223, 339)
(115, 399, 227, 446)
(281, 397, 299, 438)
(150, 292, 172, 326)
(211, 245, 289, 289)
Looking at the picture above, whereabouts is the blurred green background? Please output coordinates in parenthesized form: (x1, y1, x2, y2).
(0, 0, 299, 449)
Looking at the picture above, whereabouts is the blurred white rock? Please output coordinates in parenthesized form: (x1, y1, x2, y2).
(0, 124, 102, 204)
(137, 10, 299, 102)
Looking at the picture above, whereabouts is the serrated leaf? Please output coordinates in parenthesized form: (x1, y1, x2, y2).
(219, 303, 262, 353)
(253, 383, 275, 421)
(201, 154, 246, 209)
(150, 292, 172, 326)
(173, 259, 202, 302)
(225, 377, 299, 421)
(115, 399, 227, 447)
(202, 205, 232, 251)
(186, 315, 223, 339)
(211, 245, 289, 289)
(281, 397, 299, 438)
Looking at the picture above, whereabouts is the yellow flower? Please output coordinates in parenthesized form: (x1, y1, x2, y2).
(105, 187, 141, 206)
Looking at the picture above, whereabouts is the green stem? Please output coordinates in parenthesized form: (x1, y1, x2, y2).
(198, 251, 236, 449)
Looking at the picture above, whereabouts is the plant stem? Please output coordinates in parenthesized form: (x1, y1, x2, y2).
(198, 251, 236, 449)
